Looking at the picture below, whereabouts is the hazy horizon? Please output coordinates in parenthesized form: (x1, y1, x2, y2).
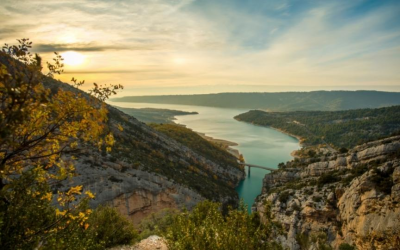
(115, 85, 400, 97)
(1, 0, 399, 95)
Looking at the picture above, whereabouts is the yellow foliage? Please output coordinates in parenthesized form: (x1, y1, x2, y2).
(0, 38, 123, 248)
(67, 185, 83, 196)
(118, 123, 124, 131)
(85, 190, 95, 199)
(56, 209, 67, 217)
(42, 192, 52, 201)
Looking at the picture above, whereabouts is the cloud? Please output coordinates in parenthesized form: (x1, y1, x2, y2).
(1, 0, 399, 93)
(33, 43, 160, 53)
(63, 69, 169, 74)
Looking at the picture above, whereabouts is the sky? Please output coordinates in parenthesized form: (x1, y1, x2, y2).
(1, 0, 400, 96)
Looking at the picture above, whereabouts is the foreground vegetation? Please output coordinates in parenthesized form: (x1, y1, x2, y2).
(139, 200, 284, 250)
(235, 106, 400, 148)
(0, 39, 131, 249)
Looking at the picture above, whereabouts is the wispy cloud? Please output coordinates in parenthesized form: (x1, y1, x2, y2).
(33, 42, 160, 52)
(0, 0, 399, 94)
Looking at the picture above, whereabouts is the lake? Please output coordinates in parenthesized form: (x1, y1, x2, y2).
(108, 101, 300, 212)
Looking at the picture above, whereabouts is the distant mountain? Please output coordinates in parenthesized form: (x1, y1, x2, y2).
(235, 105, 400, 148)
(111, 91, 400, 111)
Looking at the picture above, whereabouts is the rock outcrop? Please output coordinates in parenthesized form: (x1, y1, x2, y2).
(108, 235, 168, 250)
(254, 136, 400, 250)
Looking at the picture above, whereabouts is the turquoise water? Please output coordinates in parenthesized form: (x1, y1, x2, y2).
(108, 101, 299, 212)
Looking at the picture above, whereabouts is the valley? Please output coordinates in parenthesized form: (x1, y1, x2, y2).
(2, 0, 400, 248)
(108, 101, 300, 212)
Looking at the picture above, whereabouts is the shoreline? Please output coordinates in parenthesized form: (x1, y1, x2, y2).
(235, 118, 303, 158)
(268, 127, 303, 158)
(196, 132, 241, 159)
(174, 123, 241, 159)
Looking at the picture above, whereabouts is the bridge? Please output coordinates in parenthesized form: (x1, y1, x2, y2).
(239, 162, 277, 174)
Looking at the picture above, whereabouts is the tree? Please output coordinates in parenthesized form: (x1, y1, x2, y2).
(0, 38, 123, 248)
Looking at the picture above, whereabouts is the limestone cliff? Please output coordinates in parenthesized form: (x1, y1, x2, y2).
(254, 136, 400, 250)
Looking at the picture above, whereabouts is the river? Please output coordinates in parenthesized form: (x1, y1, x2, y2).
(108, 101, 300, 212)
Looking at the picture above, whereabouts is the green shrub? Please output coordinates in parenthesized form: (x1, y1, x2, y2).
(42, 205, 138, 250)
(339, 243, 356, 250)
(87, 206, 138, 248)
(312, 196, 323, 203)
(292, 203, 301, 211)
(139, 209, 179, 240)
(0, 170, 139, 250)
(296, 233, 310, 250)
(164, 200, 283, 250)
(370, 167, 394, 194)
(279, 191, 290, 203)
(318, 173, 339, 187)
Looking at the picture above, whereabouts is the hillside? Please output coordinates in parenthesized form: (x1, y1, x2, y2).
(49, 87, 244, 225)
(149, 124, 241, 171)
(254, 135, 400, 249)
(0, 52, 245, 226)
(111, 91, 400, 111)
(113, 107, 197, 124)
(235, 106, 400, 148)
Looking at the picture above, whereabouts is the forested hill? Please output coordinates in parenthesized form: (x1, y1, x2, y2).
(234, 105, 400, 148)
(111, 91, 400, 111)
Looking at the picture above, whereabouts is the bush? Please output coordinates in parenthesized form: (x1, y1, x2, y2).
(163, 200, 283, 250)
(339, 243, 355, 250)
(139, 209, 179, 240)
(312, 196, 323, 203)
(87, 206, 138, 248)
(296, 233, 310, 250)
(308, 150, 317, 157)
(370, 167, 394, 194)
(279, 191, 290, 203)
(292, 203, 301, 211)
(318, 173, 339, 187)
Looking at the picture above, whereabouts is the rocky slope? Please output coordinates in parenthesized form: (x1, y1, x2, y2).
(254, 136, 400, 250)
(0, 51, 244, 225)
(54, 101, 244, 225)
(36, 76, 244, 225)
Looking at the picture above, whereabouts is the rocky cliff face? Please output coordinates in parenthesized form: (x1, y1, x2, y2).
(63, 154, 205, 225)
(254, 136, 400, 250)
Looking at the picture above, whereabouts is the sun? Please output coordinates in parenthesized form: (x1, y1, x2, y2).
(172, 57, 187, 65)
(61, 51, 85, 66)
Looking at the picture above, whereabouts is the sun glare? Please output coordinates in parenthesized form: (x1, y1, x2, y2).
(173, 57, 187, 65)
(61, 51, 85, 66)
